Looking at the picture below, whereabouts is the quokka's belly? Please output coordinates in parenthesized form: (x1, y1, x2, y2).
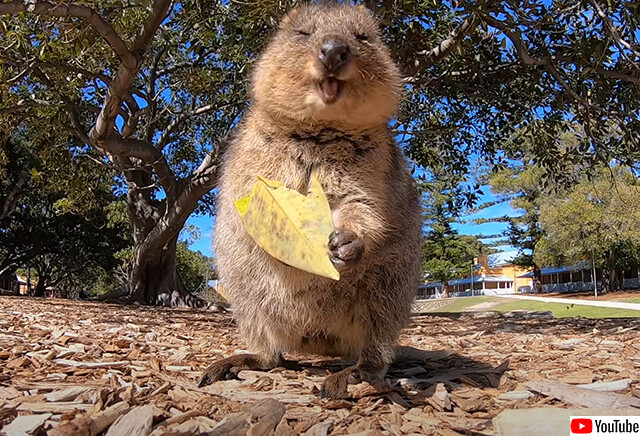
(262, 284, 367, 359)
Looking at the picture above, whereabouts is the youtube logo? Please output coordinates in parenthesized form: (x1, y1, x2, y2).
(571, 418, 593, 434)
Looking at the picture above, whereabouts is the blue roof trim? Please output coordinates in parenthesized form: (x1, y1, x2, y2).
(449, 275, 513, 285)
(518, 265, 584, 278)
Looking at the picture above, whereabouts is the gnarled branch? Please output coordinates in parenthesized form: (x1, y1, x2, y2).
(137, 132, 232, 257)
(89, 0, 172, 148)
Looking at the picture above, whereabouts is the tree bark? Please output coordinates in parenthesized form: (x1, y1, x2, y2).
(33, 277, 46, 298)
(442, 281, 451, 298)
(532, 263, 543, 294)
(129, 234, 184, 305)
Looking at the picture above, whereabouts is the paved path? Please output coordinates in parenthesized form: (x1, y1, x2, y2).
(493, 294, 640, 311)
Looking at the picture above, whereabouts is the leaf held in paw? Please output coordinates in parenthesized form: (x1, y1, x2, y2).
(235, 173, 340, 280)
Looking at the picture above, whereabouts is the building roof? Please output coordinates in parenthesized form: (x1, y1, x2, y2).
(419, 282, 442, 289)
(449, 275, 514, 286)
(517, 265, 584, 278)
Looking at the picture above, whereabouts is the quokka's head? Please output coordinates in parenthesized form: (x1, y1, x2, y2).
(251, 3, 401, 129)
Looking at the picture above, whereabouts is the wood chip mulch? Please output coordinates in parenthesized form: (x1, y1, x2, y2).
(1, 296, 639, 436)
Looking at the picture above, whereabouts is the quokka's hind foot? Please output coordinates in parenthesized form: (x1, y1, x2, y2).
(198, 354, 301, 387)
(198, 354, 270, 387)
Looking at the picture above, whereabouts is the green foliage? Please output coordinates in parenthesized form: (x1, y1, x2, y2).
(487, 163, 544, 270)
(176, 242, 215, 293)
(3, 0, 639, 210)
(481, 128, 583, 271)
(0, 132, 131, 294)
(535, 166, 640, 291)
(422, 180, 489, 284)
(370, 0, 640, 200)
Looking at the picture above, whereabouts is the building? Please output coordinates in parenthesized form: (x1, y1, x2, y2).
(518, 263, 640, 293)
(417, 253, 533, 298)
(0, 271, 33, 296)
(0, 271, 19, 295)
(448, 254, 532, 295)
(417, 282, 442, 299)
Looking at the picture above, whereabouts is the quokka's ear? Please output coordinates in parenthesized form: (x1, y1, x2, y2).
(279, 7, 300, 29)
(355, 4, 374, 16)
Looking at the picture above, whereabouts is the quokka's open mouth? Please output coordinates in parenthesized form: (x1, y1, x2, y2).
(317, 77, 344, 104)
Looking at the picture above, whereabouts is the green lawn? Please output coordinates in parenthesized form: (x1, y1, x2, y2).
(620, 297, 640, 304)
(431, 296, 640, 319)
(432, 296, 497, 313)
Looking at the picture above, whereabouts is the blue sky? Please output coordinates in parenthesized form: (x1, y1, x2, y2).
(185, 214, 215, 256)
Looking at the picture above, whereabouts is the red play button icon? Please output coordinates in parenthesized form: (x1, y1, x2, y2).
(571, 418, 593, 434)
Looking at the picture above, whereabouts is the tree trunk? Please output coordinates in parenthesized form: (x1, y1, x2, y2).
(130, 234, 181, 305)
(601, 250, 621, 294)
(33, 277, 46, 298)
(442, 281, 451, 298)
(532, 263, 543, 294)
(119, 136, 227, 308)
(128, 234, 209, 307)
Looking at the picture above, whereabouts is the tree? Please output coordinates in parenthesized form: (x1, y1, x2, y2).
(483, 163, 546, 293)
(1, 180, 131, 297)
(466, 127, 591, 293)
(2, 0, 639, 304)
(176, 242, 216, 293)
(421, 181, 489, 295)
(374, 0, 640, 189)
(1, 129, 132, 296)
(0, 133, 36, 224)
(536, 167, 640, 293)
(0, 0, 288, 304)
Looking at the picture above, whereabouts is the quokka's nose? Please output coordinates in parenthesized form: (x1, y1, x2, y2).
(319, 39, 351, 72)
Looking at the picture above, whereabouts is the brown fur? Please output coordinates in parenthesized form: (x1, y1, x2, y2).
(203, 3, 422, 398)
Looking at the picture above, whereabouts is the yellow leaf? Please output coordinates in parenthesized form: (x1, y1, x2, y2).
(235, 173, 340, 281)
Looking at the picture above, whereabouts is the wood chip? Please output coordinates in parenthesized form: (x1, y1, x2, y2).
(206, 399, 285, 436)
(105, 405, 154, 436)
(497, 390, 534, 401)
(44, 386, 94, 402)
(577, 379, 632, 392)
(1, 413, 51, 436)
(526, 380, 640, 409)
(3, 295, 640, 436)
(16, 402, 93, 413)
(53, 359, 128, 369)
(301, 422, 333, 436)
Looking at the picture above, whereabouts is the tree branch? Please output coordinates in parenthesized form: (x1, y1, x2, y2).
(157, 102, 242, 150)
(138, 132, 233, 256)
(590, 0, 640, 65)
(0, 177, 26, 221)
(89, 0, 172, 149)
(403, 14, 478, 81)
(419, 15, 478, 68)
(0, 0, 136, 68)
(106, 137, 178, 201)
(467, 5, 594, 109)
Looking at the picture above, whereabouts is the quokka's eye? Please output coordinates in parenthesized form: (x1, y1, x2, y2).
(297, 30, 311, 37)
(355, 34, 369, 42)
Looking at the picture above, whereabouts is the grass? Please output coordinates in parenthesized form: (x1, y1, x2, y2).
(433, 296, 497, 313)
(431, 296, 640, 319)
(620, 297, 640, 304)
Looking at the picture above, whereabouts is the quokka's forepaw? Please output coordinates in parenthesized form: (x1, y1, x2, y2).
(328, 229, 364, 271)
